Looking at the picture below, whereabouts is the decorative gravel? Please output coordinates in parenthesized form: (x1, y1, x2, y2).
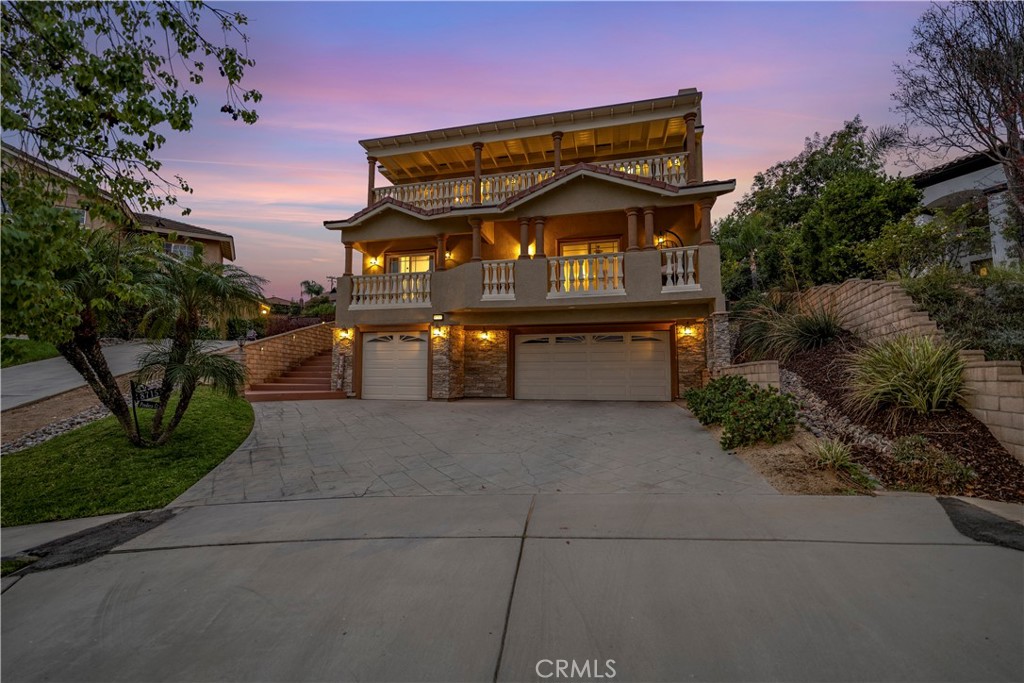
(1, 392, 131, 455)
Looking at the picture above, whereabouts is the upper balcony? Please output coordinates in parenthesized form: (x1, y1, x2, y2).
(372, 153, 687, 212)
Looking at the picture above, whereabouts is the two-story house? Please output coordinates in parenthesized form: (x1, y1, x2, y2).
(324, 89, 735, 402)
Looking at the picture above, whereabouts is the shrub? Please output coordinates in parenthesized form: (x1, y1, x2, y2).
(736, 304, 843, 361)
(720, 386, 798, 450)
(226, 317, 267, 340)
(195, 326, 220, 340)
(891, 436, 976, 494)
(845, 334, 965, 427)
(684, 375, 750, 425)
(685, 376, 798, 449)
(903, 266, 1024, 363)
(304, 302, 335, 317)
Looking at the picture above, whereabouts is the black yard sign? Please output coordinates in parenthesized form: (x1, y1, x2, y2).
(130, 381, 162, 435)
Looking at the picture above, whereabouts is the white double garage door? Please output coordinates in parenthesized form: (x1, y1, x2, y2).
(361, 330, 671, 401)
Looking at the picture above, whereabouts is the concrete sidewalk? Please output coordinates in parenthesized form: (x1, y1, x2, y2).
(0, 340, 235, 411)
(2, 494, 1020, 682)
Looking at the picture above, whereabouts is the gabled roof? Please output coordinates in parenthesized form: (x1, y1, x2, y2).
(136, 213, 236, 261)
(324, 163, 735, 230)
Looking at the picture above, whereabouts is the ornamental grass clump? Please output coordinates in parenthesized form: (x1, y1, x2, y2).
(684, 376, 798, 450)
(812, 438, 874, 491)
(736, 304, 844, 362)
(845, 334, 966, 427)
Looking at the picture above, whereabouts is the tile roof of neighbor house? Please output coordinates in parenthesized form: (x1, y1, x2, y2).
(910, 150, 1001, 187)
(324, 163, 736, 228)
(135, 213, 236, 261)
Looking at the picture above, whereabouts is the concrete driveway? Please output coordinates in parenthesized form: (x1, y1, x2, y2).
(3, 400, 1021, 682)
(173, 399, 777, 506)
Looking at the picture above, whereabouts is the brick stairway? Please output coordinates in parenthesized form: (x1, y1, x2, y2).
(245, 350, 345, 402)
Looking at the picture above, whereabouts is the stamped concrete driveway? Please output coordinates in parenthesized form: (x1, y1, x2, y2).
(173, 400, 776, 506)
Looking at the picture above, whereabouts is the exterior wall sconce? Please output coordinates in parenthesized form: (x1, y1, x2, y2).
(479, 331, 491, 341)
(444, 251, 453, 261)
(336, 327, 353, 341)
(431, 325, 446, 338)
(680, 325, 695, 337)
(368, 257, 380, 269)
(259, 303, 270, 316)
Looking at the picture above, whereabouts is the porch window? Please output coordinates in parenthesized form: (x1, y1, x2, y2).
(387, 252, 434, 273)
(559, 238, 621, 256)
(164, 242, 194, 258)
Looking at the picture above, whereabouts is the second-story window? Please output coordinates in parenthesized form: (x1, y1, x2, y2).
(164, 242, 195, 259)
(559, 238, 621, 256)
(387, 252, 434, 273)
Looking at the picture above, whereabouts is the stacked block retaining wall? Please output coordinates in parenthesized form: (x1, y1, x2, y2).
(243, 322, 333, 388)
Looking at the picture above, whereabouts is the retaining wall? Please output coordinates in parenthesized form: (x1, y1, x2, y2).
(713, 361, 781, 391)
(800, 279, 1024, 462)
(242, 322, 333, 387)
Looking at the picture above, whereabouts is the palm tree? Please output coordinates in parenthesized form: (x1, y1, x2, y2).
(301, 279, 324, 298)
(138, 249, 266, 444)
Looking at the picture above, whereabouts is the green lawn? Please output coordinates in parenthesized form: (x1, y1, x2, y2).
(0, 388, 254, 527)
(1, 338, 60, 368)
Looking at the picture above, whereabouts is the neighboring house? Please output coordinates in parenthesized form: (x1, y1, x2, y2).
(1, 142, 235, 264)
(324, 88, 735, 402)
(134, 213, 235, 264)
(912, 151, 1016, 270)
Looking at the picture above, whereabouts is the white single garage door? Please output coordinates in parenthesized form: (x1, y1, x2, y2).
(515, 331, 671, 401)
(362, 331, 428, 400)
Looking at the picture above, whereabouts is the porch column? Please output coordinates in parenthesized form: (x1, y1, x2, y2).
(366, 156, 377, 205)
(343, 241, 354, 276)
(552, 131, 563, 173)
(518, 217, 531, 260)
(684, 113, 697, 185)
(472, 142, 484, 205)
(436, 233, 447, 271)
(533, 216, 546, 258)
(469, 218, 483, 262)
(699, 198, 715, 245)
(625, 208, 640, 251)
(694, 125, 704, 183)
(643, 206, 656, 250)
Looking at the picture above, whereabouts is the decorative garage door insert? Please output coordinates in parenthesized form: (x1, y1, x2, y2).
(515, 331, 671, 401)
(362, 332, 428, 400)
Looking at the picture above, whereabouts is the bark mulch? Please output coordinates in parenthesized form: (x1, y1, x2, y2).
(783, 337, 1024, 504)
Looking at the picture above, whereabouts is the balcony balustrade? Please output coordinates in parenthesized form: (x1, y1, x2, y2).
(481, 260, 516, 300)
(349, 272, 431, 309)
(372, 152, 687, 211)
(660, 247, 700, 292)
(547, 253, 626, 298)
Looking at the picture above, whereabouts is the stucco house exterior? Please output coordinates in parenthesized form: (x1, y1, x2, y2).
(324, 89, 735, 402)
(1, 143, 235, 264)
(912, 151, 1017, 270)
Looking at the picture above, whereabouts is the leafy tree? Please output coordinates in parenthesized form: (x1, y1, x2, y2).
(716, 118, 919, 296)
(862, 203, 992, 279)
(893, 1, 1024, 222)
(301, 280, 325, 298)
(138, 250, 265, 445)
(1, 1, 260, 445)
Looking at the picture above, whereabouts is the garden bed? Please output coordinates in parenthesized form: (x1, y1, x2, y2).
(783, 338, 1024, 503)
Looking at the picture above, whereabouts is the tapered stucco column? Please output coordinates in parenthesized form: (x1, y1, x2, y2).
(684, 113, 697, 185)
(533, 216, 546, 258)
(552, 131, 563, 173)
(643, 207, 656, 250)
(699, 198, 715, 245)
(366, 156, 377, 206)
(472, 142, 484, 205)
(518, 217, 531, 260)
(469, 218, 482, 261)
(625, 208, 640, 251)
(436, 234, 447, 271)
(343, 241, 354, 276)
(694, 125, 705, 183)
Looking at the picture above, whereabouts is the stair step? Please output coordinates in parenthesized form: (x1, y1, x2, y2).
(250, 382, 331, 392)
(275, 375, 331, 384)
(284, 370, 331, 378)
(246, 389, 347, 403)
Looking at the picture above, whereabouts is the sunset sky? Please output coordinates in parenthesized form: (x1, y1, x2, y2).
(153, 1, 928, 298)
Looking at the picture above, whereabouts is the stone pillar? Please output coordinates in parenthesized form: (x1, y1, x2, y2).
(343, 242, 354, 276)
(472, 142, 484, 205)
(366, 156, 377, 206)
(698, 198, 715, 245)
(332, 331, 354, 395)
(625, 208, 640, 251)
(436, 234, 447, 271)
(643, 207, 656, 250)
(533, 216, 546, 258)
(552, 131, 563, 172)
(675, 321, 706, 395)
(706, 312, 731, 374)
(431, 325, 465, 400)
(683, 113, 697, 185)
(518, 217, 531, 260)
(464, 329, 510, 398)
(469, 218, 482, 262)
